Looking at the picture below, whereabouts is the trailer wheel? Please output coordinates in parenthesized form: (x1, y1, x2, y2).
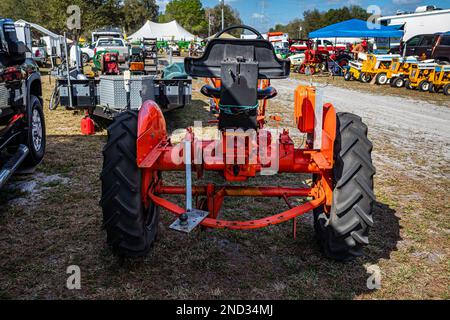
(444, 84, 450, 96)
(21, 95, 46, 168)
(418, 80, 430, 92)
(359, 73, 372, 83)
(100, 111, 159, 257)
(375, 72, 388, 85)
(314, 113, 376, 261)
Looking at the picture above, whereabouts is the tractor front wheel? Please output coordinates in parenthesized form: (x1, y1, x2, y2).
(418, 80, 431, 92)
(314, 113, 376, 261)
(359, 73, 372, 83)
(344, 71, 353, 81)
(443, 84, 450, 96)
(393, 77, 405, 88)
(100, 111, 159, 257)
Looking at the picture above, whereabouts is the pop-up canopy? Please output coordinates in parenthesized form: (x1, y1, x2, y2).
(129, 20, 200, 41)
(309, 19, 404, 38)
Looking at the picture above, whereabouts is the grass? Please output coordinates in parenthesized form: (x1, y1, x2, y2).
(0, 71, 448, 300)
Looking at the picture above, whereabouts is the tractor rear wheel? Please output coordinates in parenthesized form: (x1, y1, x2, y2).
(405, 79, 414, 90)
(443, 84, 450, 96)
(100, 111, 159, 257)
(389, 77, 398, 87)
(375, 72, 388, 85)
(314, 113, 376, 261)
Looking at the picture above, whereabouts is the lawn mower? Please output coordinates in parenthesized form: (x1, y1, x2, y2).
(387, 56, 418, 88)
(93, 50, 120, 75)
(362, 54, 402, 85)
(100, 25, 375, 261)
(345, 53, 401, 84)
(428, 64, 450, 95)
(404, 61, 438, 91)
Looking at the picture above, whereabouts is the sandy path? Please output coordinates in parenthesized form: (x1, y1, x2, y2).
(272, 78, 450, 180)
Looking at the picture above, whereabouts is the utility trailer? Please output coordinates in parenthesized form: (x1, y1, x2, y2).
(50, 55, 192, 134)
(0, 18, 46, 188)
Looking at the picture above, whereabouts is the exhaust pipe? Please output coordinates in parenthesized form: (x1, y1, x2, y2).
(0, 144, 29, 189)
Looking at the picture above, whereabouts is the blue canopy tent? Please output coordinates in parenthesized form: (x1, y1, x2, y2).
(309, 19, 403, 38)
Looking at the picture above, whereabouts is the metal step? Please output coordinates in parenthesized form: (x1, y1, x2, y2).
(169, 209, 209, 233)
(0, 144, 29, 189)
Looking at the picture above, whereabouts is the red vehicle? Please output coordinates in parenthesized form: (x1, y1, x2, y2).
(295, 40, 351, 74)
(100, 26, 375, 262)
(290, 39, 346, 54)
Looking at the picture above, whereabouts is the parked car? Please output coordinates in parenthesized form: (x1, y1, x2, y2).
(94, 37, 129, 62)
(0, 18, 46, 188)
(80, 43, 95, 64)
(390, 32, 450, 63)
(290, 39, 347, 54)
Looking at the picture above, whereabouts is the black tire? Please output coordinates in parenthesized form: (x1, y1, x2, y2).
(393, 77, 405, 88)
(389, 77, 398, 87)
(22, 95, 46, 168)
(100, 111, 159, 257)
(375, 72, 388, 85)
(314, 113, 376, 261)
(81, 53, 90, 64)
(405, 79, 414, 90)
(359, 73, 372, 83)
(49, 85, 60, 110)
(344, 71, 353, 81)
(418, 80, 431, 92)
(444, 84, 450, 96)
(429, 83, 439, 93)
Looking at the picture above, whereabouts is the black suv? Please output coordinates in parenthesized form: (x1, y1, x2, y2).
(391, 32, 450, 64)
(0, 18, 46, 188)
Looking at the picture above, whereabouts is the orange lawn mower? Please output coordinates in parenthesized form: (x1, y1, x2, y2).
(100, 26, 376, 261)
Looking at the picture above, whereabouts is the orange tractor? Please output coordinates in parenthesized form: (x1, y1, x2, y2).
(100, 26, 375, 261)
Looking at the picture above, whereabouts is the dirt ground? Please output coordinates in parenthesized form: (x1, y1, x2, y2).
(0, 72, 448, 300)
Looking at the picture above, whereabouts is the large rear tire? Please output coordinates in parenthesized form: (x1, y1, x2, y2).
(375, 72, 388, 85)
(100, 111, 159, 257)
(314, 113, 376, 261)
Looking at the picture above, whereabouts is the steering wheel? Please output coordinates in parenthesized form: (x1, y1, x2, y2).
(215, 25, 264, 40)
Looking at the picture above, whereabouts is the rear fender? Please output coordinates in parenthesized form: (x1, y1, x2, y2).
(137, 100, 167, 166)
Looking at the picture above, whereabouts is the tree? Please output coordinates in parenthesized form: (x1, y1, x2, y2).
(206, 4, 242, 37)
(123, 0, 159, 34)
(158, 0, 207, 36)
(270, 6, 371, 38)
(270, 19, 303, 39)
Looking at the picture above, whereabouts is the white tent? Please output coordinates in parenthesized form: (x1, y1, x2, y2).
(129, 20, 201, 41)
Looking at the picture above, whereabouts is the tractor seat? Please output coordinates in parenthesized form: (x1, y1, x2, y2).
(201, 85, 278, 100)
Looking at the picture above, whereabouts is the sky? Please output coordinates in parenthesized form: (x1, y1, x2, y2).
(156, 0, 449, 31)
